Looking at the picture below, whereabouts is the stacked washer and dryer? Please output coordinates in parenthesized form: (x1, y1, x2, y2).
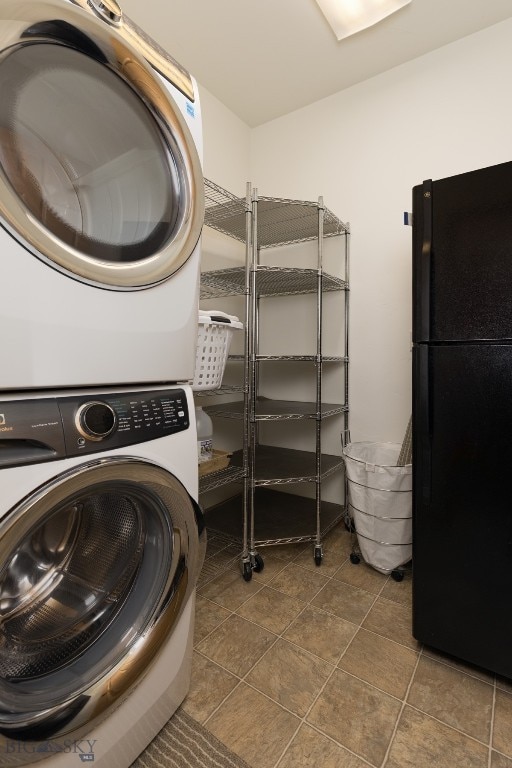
(0, 1, 205, 766)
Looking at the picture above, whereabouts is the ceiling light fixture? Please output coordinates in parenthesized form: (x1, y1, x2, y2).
(315, 0, 412, 41)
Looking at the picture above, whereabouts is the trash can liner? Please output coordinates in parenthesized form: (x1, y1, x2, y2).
(347, 481, 411, 519)
(343, 441, 412, 574)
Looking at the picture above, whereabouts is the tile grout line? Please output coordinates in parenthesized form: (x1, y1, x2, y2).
(352, 624, 418, 655)
(202, 677, 245, 728)
(277, 721, 378, 768)
(488, 679, 496, 768)
(379, 648, 422, 767)
(234, 676, 377, 768)
(404, 701, 496, 751)
(194, 595, 239, 646)
(408, 644, 496, 750)
(268, 615, 383, 768)
(268, 662, 346, 768)
(321, 664, 408, 705)
(419, 649, 496, 687)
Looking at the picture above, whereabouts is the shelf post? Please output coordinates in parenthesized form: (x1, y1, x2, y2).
(315, 197, 325, 553)
(248, 187, 259, 561)
(242, 181, 252, 564)
(343, 224, 351, 520)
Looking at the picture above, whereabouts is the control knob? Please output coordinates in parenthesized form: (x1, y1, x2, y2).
(76, 401, 117, 442)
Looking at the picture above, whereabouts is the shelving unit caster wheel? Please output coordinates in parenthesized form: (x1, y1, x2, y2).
(252, 554, 264, 573)
(314, 546, 323, 566)
(242, 561, 253, 582)
(350, 552, 361, 565)
(391, 569, 404, 582)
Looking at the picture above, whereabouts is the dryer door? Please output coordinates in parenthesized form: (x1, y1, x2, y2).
(0, 457, 205, 763)
(0, 0, 204, 289)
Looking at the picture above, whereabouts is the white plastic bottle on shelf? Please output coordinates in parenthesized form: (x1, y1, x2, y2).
(195, 406, 213, 463)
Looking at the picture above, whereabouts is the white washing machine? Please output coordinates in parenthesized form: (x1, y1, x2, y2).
(0, 383, 205, 767)
(0, 0, 204, 390)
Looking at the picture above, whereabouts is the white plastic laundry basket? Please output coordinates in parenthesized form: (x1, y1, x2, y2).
(343, 441, 412, 574)
(192, 310, 243, 391)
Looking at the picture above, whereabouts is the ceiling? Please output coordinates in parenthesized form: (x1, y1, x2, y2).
(120, 0, 512, 126)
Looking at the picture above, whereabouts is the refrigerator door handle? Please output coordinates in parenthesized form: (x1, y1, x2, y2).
(418, 179, 433, 342)
(413, 179, 433, 343)
(413, 344, 432, 505)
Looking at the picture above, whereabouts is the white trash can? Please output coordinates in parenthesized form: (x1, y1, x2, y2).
(342, 441, 412, 575)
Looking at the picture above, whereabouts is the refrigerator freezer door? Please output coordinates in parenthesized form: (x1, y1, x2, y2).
(413, 160, 512, 343)
(413, 342, 512, 677)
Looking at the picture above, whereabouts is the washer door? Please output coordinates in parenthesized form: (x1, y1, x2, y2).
(0, 1, 204, 289)
(0, 457, 204, 761)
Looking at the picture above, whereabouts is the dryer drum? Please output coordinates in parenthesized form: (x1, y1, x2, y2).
(0, 458, 198, 744)
(0, 0, 205, 290)
(0, 44, 180, 265)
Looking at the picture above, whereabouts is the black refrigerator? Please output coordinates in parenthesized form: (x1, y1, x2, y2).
(412, 160, 512, 679)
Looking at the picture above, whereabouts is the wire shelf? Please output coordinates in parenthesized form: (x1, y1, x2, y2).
(205, 488, 345, 547)
(203, 179, 348, 247)
(200, 265, 347, 299)
(254, 196, 348, 248)
(230, 444, 343, 485)
(204, 179, 247, 243)
(205, 397, 347, 421)
(194, 384, 245, 397)
(199, 463, 245, 494)
(228, 355, 347, 362)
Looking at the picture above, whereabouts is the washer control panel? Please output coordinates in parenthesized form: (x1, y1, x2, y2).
(60, 389, 189, 455)
(0, 389, 189, 467)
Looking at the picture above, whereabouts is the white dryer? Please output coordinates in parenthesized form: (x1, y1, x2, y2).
(0, 0, 204, 390)
(0, 383, 205, 767)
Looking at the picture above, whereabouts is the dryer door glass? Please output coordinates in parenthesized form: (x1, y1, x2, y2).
(0, 459, 202, 738)
(0, 43, 196, 284)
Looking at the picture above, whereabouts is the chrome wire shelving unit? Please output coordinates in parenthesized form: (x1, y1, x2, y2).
(200, 178, 350, 580)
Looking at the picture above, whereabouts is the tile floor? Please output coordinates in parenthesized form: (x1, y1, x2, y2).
(182, 524, 512, 768)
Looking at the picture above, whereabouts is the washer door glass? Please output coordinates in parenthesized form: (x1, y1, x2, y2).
(0, 42, 203, 288)
(0, 459, 201, 740)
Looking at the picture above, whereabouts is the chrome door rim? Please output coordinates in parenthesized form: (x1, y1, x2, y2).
(0, 0, 204, 290)
(0, 456, 203, 759)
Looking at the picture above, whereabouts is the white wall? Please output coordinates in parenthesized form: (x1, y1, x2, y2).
(199, 84, 251, 194)
(198, 82, 249, 333)
(250, 17, 512, 449)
